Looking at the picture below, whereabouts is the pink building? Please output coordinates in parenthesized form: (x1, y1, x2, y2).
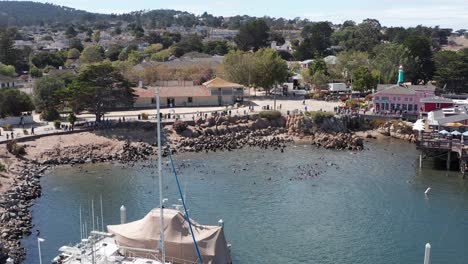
(373, 84, 436, 113)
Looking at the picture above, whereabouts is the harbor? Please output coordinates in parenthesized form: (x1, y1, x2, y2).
(21, 140, 468, 264)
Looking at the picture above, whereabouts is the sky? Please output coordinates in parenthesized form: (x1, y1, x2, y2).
(12, 0, 468, 29)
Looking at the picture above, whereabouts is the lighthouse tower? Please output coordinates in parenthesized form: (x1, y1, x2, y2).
(397, 65, 404, 85)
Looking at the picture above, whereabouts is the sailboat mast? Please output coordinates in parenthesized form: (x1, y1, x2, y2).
(156, 87, 166, 264)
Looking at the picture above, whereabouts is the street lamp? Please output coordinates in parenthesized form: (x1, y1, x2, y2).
(37, 237, 45, 264)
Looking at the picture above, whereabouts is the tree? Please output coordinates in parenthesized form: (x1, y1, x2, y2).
(371, 43, 417, 84)
(172, 34, 204, 56)
(0, 64, 16, 77)
(79, 45, 104, 64)
(29, 65, 42, 78)
(67, 48, 81, 60)
(352, 66, 377, 92)
(69, 37, 84, 52)
(93, 30, 101, 43)
(252, 49, 289, 93)
(309, 58, 328, 76)
(31, 51, 64, 68)
(34, 75, 66, 120)
(0, 28, 19, 66)
(66, 63, 135, 121)
(0, 88, 34, 118)
(434, 49, 468, 93)
(222, 50, 255, 86)
(329, 50, 369, 80)
(144, 43, 163, 55)
(354, 18, 382, 52)
(404, 34, 435, 84)
(65, 25, 78, 38)
(105, 45, 123, 61)
(310, 71, 329, 90)
(235, 19, 270, 51)
(299, 22, 333, 57)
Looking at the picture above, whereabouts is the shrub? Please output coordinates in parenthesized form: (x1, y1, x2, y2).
(141, 113, 149, 120)
(304, 93, 311, 99)
(40, 108, 60, 121)
(0, 162, 5, 172)
(259, 110, 281, 121)
(305, 111, 335, 124)
(67, 113, 77, 125)
(2, 124, 13, 131)
(6, 140, 26, 156)
(173, 121, 188, 133)
(54, 120, 61, 129)
(23, 129, 28, 135)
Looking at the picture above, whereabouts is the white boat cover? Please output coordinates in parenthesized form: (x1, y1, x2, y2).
(107, 209, 232, 264)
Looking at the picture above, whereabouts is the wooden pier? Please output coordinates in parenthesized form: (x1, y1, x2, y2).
(416, 132, 468, 176)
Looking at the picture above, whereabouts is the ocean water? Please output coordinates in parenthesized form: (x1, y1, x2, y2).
(22, 138, 468, 264)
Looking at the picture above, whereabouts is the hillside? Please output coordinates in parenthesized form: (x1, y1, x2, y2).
(0, 1, 109, 26)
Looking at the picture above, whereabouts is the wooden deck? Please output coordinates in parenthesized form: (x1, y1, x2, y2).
(416, 132, 468, 174)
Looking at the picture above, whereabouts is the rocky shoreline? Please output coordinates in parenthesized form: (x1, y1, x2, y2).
(0, 112, 366, 263)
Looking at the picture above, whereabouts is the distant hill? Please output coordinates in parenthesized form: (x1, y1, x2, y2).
(0, 1, 110, 26)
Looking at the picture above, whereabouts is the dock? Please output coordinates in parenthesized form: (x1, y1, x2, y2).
(416, 132, 468, 176)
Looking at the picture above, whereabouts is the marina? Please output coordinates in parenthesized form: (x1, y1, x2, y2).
(21, 140, 468, 264)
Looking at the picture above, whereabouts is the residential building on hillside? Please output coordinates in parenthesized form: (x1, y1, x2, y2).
(0, 75, 15, 88)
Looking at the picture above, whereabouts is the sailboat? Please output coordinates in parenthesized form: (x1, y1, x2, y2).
(52, 88, 232, 264)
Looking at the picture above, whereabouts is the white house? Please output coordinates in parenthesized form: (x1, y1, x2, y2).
(0, 75, 15, 89)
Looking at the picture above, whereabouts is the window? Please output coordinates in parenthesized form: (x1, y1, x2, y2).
(415, 104, 419, 111)
(375, 96, 380, 101)
(436, 103, 441, 108)
(402, 104, 407, 111)
(151, 98, 156, 104)
(0, 83, 4, 88)
(396, 104, 401, 109)
(398, 97, 401, 101)
(391, 104, 395, 110)
(408, 104, 413, 111)
(404, 98, 408, 101)
(393, 97, 396, 101)
(188, 97, 193, 103)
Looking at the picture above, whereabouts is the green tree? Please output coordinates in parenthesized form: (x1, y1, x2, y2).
(105, 45, 123, 61)
(354, 18, 382, 52)
(67, 113, 77, 126)
(297, 22, 333, 58)
(251, 48, 289, 94)
(0, 64, 16, 77)
(173, 34, 204, 56)
(93, 30, 101, 43)
(65, 25, 78, 38)
(34, 75, 66, 120)
(329, 50, 369, 80)
(235, 19, 270, 51)
(144, 43, 163, 55)
(222, 50, 255, 86)
(309, 58, 328, 76)
(67, 48, 81, 60)
(0, 88, 34, 118)
(29, 65, 42, 78)
(434, 49, 468, 93)
(79, 45, 104, 64)
(404, 34, 435, 84)
(0, 28, 19, 66)
(371, 43, 417, 84)
(69, 37, 84, 52)
(352, 66, 377, 92)
(66, 63, 135, 121)
(31, 51, 64, 68)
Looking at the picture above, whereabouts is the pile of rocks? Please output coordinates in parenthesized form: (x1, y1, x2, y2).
(175, 127, 292, 153)
(117, 142, 157, 162)
(310, 132, 364, 151)
(377, 121, 416, 143)
(0, 162, 45, 263)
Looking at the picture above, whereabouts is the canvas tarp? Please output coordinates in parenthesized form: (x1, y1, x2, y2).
(107, 209, 232, 264)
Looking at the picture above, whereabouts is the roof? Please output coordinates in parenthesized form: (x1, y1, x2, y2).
(133, 88, 156, 98)
(374, 85, 416, 95)
(377, 84, 436, 93)
(141, 86, 211, 98)
(420, 96, 453, 103)
(0, 74, 14, 82)
(437, 114, 468, 125)
(202, 77, 243, 89)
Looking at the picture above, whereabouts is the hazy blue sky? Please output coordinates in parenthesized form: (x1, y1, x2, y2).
(15, 0, 468, 29)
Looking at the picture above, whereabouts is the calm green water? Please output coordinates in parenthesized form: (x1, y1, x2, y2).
(22, 139, 468, 264)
